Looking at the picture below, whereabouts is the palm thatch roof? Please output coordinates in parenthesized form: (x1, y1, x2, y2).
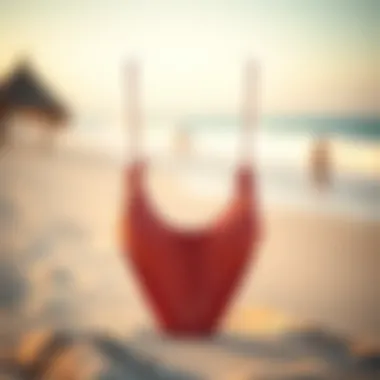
(0, 60, 69, 125)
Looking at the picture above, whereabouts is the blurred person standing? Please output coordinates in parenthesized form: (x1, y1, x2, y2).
(174, 122, 192, 159)
(310, 134, 332, 190)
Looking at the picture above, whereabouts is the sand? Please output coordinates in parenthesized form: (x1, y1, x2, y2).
(0, 146, 379, 378)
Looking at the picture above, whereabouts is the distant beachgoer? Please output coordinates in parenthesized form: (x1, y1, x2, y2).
(174, 124, 192, 157)
(310, 136, 331, 190)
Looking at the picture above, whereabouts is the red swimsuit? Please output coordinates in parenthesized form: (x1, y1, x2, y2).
(122, 161, 261, 336)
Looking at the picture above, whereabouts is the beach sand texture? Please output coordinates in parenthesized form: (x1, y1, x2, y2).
(0, 147, 379, 379)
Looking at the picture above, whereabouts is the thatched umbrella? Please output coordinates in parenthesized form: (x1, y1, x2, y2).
(0, 60, 69, 124)
(0, 60, 70, 147)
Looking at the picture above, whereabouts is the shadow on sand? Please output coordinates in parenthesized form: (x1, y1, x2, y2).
(131, 327, 380, 380)
(1, 325, 379, 379)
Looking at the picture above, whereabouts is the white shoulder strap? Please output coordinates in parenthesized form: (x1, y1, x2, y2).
(126, 60, 143, 162)
(240, 59, 260, 166)
(125, 59, 259, 165)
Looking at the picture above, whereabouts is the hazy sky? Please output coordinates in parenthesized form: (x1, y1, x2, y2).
(0, 0, 378, 118)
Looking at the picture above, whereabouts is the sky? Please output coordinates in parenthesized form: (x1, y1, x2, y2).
(0, 0, 379, 119)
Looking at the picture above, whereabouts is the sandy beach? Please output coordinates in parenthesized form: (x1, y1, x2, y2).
(0, 146, 379, 378)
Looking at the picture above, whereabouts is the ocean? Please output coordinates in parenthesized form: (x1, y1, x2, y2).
(189, 115, 380, 137)
(68, 115, 380, 221)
